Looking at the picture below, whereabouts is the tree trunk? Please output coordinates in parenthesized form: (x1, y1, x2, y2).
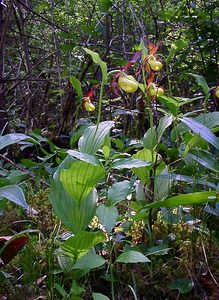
(0, 2, 8, 134)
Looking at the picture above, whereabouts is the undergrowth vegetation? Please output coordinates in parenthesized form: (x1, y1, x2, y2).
(0, 1, 219, 299)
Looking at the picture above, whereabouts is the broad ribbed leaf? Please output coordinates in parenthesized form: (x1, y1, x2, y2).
(188, 149, 219, 173)
(116, 250, 150, 263)
(57, 254, 75, 273)
(112, 158, 152, 170)
(73, 252, 105, 270)
(92, 293, 110, 300)
(78, 121, 114, 155)
(132, 149, 155, 184)
(50, 156, 98, 233)
(180, 117, 219, 150)
(96, 204, 118, 233)
(172, 112, 219, 140)
(157, 115, 173, 142)
(0, 185, 28, 209)
(144, 191, 218, 210)
(165, 173, 216, 189)
(107, 180, 131, 205)
(61, 231, 106, 260)
(143, 127, 156, 149)
(67, 150, 100, 166)
(50, 182, 98, 233)
(0, 133, 30, 151)
(84, 48, 107, 82)
(60, 160, 105, 203)
(143, 115, 173, 149)
(154, 167, 172, 201)
(196, 112, 219, 129)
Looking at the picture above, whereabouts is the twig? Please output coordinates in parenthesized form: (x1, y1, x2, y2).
(17, 0, 69, 34)
(0, 154, 50, 187)
(201, 241, 218, 286)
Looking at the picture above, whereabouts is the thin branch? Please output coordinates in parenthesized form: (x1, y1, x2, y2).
(3, 50, 60, 94)
(17, 0, 69, 34)
(0, 154, 49, 187)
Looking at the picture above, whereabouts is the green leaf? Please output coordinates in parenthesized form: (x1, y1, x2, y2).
(98, 0, 112, 12)
(60, 43, 75, 51)
(102, 145, 110, 160)
(157, 115, 173, 143)
(188, 149, 219, 173)
(167, 39, 188, 63)
(183, 135, 208, 156)
(143, 191, 218, 210)
(70, 281, 85, 296)
(165, 173, 216, 189)
(107, 180, 131, 205)
(60, 160, 105, 203)
(157, 96, 179, 116)
(143, 127, 156, 149)
(112, 158, 152, 170)
(78, 121, 114, 155)
(0, 133, 30, 151)
(116, 250, 150, 263)
(57, 254, 76, 273)
(168, 278, 193, 294)
(180, 117, 219, 150)
(132, 149, 155, 184)
(171, 112, 219, 141)
(145, 244, 171, 256)
(143, 115, 173, 149)
(70, 76, 83, 103)
(96, 204, 118, 233)
(50, 182, 98, 233)
(50, 156, 98, 233)
(54, 283, 68, 298)
(92, 293, 110, 300)
(0, 185, 28, 209)
(154, 167, 172, 201)
(84, 48, 107, 82)
(73, 252, 105, 270)
(61, 231, 106, 260)
(67, 150, 100, 166)
(188, 73, 210, 100)
(195, 112, 219, 129)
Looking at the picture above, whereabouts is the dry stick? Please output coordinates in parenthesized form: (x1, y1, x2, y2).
(3, 50, 60, 95)
(201, 241, 218, 287)
(0, 0, 13, 50)
(0, 154, 49, 187)
(121, 0, 127, 60)
(16, 3, 34, 130)
(0, 1, 13, 132)
(128, 3, 146, 38)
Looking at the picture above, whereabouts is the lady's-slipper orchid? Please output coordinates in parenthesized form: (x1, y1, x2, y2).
(148, 83, 164, 97)
(148, 56, 163, 72)
(83, 89, 96, 112)
(84, 98, 95, 111)
(118, 74, 139, 93)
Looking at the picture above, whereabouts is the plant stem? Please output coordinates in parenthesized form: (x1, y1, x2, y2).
(96, 80, 105, 128)
(109, 240, 115, 300)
